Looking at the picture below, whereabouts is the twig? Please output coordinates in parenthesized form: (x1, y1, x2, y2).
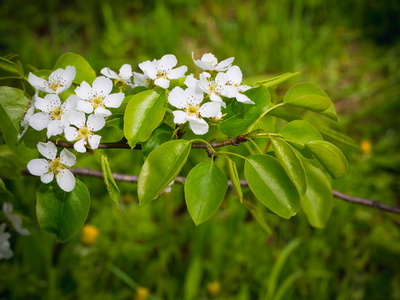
(61, 168, 400, 215)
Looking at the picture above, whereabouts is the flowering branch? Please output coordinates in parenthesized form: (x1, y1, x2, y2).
(21, 168, 400, 215)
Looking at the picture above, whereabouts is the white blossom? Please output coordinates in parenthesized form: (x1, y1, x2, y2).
(225, 66, 254, 104)
(75, 76, 124, 117)
(28, 66, 76, 94)
(101, 64, 132, 83)
(199, 72, 236, 107)
(168, 86, 222, 135)
(138, 54, 187, 89)
(28, 94, 78, 138)
(132, 72, 151, 88)
(27, 141, 76, 192)
(0, 223, 13, 260)
(192, 52, 234, 72)
(18, 92, 38, 139)
(64, 113, 105, 153)
(2, 202, 30, 236)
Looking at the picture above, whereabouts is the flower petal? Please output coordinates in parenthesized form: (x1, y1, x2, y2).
(154, 77, 170, 89)
(62, 95, 79, 113)
(133, 72, 147, 86)
(199, 102, 222, 118)
(100, 67, 118, 79)
(221, 85, 238, 98)
(119, 64, 132, 79)
(28, 73, 47, 90)
(94, 107, 112, 117)
(226, 65, 242, 85)
(47, 120, 63, 138)
(88, 134, 101, 149)
(172, 110, 189, 124)
(69, 112, 86, 128)
(168, 65, 187, 79)
(37, 141, 57, 160)
(64, 126, 79, 141)
(138, 60, 157, 79)
(56, 169, 75, 192)
(168, 87, 187, 109)
(92, 76, 113, 97)
(74, 138, 87, 153)
(27, 159, 50, 176)
(34, 96, 51, 112)
(40, 172, 54, 184)
(188, 117, 209, 135)
(60, 149, 76, 167)
(236, 93, 255, 104)
(159, 54, 177, 70)
(216, 57, 234, 71)
(77, 100, 94, 114)
(103, 92, 124, 108)
(29, 112, 51, 131)
(75, 81, 94, 100)
(62, 66, 76, 83)
(87, 114, 105, 131)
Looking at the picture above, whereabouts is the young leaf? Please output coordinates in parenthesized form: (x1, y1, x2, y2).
(267, 104, 302, 122)
(185, 161, 228, 226)
(53, 52, 96, 84)
(257, 72, 299, 88)
(244, 155, 300, 219)
(0, 57, 23, 76)
(138, 139, 191, 206)
(124, 90, 167, 148)
(301, 161, 333, 228)
(284, 83, 331, 112)
(219, 85, 270, 137)
(0, 87, 38, 162)
(242, 200, 272, 235)
(270, 137, 307, 197)
(306, 140, 348, 179)
(100, 154, 120, 205)
(227, 157, 243, 202)
(36, 179, 90, 243)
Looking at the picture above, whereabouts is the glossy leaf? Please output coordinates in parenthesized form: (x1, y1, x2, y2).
(284, 83, 331, 112)
(124, 90, 167, 148)
(306, 140, 348, 179)
(279, 120, 323, 149)
(0, 87, 38, 162)
(100, 154, 120, 205)
(142, 123, 174, 158)
(257, 72, 299, 88)
(267, 104, 302, 122)
(138, 139, 191, 206)
(219, 85, 270, 137)
(227, 157, 243, 202)
(319, 102, 338, 121)
(53, 52, 96, 84)
(301, 161, 333, 228)
(36, 179, 90, 243)
(242, 200, 272, 235)
(270, 137, 307, 197)
(244, 155, 300, 219)
(185, 161, 228, 225)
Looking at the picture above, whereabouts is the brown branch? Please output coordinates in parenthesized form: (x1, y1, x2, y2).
(66, 168, 400, 215)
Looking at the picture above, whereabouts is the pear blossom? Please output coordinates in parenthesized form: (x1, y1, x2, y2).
(64, 113, 105, 153)
(2, 202, 30, 236)
(27, 141, 76, 192)
(101, 64, 132, 83)
(153, 180, 174, 200)
(132, 72, 151, 88)
(0, 223, 13, 260)
(138, 54, 187, 89)
(168, 86, 222, 135)
(28, 66, 76, 94)
(199, 72, 236, 107)
(225, 66, 254, 104)
(192, 52, 234, 72)
(75, 76, 124, 117)
(28, 94, 78, 138)
(18, 92, 38, 139)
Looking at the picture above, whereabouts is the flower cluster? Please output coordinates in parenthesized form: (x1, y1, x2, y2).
(21, 52, 251, 192)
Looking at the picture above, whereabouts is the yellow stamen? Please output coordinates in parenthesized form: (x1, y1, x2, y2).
(51, 108, 63, 120)
(90, 96, 104, 109)
(49, 157, 64, 175)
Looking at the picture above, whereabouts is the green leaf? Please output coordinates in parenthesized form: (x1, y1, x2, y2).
(270, 137, 307, 197)
(106, 114, 124, 131)
(0, 87, 38, 162)
(0, 145, 24, 180)
(305, 140, 348, 179)
(0, 178, 13, 197)
(242, 200, 272, 235)
(185, 161, 228, 226)
(267, 104, 302, 122)
(318, 126, 359, 149)
(142, 123, 174, 158)
(138, 139, 191, 206)
(227, 157, 243, 202)
(53, 52, 96, 84)
(284, 83, 331, 112)
(124, 90, 167, 148)
(36, 179, 90, 243)
(244, 155, 300, 219)
(301, 161, 333, 228)
(319, 102, 338, 121)
(257, 72, 299, 88)
(100, 154, 120, 205)
(219, 85, 270, 137)
(0, 57, 23, 76)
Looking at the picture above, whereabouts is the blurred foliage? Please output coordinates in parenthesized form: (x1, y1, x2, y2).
(1, 0, 400, 299)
